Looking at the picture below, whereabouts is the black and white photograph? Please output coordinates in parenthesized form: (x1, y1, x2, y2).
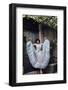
(23, 15, 57, 75)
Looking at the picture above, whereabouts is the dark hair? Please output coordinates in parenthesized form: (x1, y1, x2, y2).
(35, 39, 40, 43)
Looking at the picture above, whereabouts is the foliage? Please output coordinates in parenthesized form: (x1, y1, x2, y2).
(23, 15, 57, 30)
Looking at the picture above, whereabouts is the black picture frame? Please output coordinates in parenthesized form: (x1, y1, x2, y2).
(9, 3, 66, 86)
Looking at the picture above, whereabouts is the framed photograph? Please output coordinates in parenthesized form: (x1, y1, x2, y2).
(9, 3, 66, 86)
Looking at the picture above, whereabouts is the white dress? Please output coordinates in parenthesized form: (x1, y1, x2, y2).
(26, 39, 50, 69)
(33, 44, 42, 68)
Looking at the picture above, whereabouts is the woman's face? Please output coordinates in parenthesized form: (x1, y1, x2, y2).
(36, 40, 40, 44)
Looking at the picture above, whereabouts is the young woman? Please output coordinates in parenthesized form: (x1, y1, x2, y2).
(26, 38, 50, 74)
